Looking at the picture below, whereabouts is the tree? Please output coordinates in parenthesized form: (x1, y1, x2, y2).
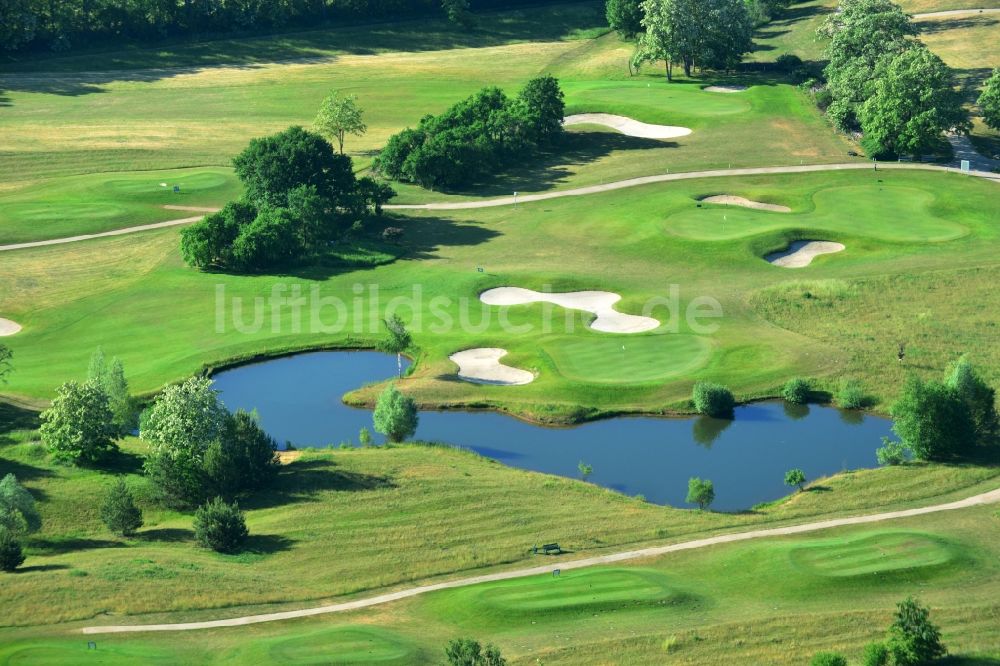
(233, 126, 357, 209)
(607, 0, 644, 38)
(686, 477, 715, 510)
(101, 478, 143, 537)
(377, 315, 412, 378)
(810, 653, 848, 666)
(0, 344, 11, 384)
(859, 46, 969, 157)
(578, 460, 593, 481)
(442, 0, 473, 27)
(0, 473, 41, 536)
(891, 376, 975, 460)
(885, 597, 946, 665)
(141, 377, 228, 508)
(692, 381, 735, 417)
(373, 384, 418, 443)
(946, 356, 998, 448)
(445, 638, 507, 666)
(979, 68, 1000, 131)
(193, 497, 249, 553)
(204, 410, 280, 498)
(229, 205, 305, 272)
(513, 75, 565, 145)
(40, 380, 118, 464)
(314, 91, 367, 155)
(784, 468, 807, 491)
(88, 349, 136, 436)
(876, 437, 909, 466)
(180, 199, 254, 268)
(0, 527, 25, 572)
(782, 378, 810, 404)
(861, 642, 890, 666)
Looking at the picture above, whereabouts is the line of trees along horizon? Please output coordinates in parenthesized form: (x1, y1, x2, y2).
(0, 0, 565, 55)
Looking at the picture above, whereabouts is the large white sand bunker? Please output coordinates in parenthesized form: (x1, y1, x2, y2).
(704, 85, 747, 93)
(767, 241, 845, 268)
(562, 114, 692, 139)
(0, 318, 22, 336)
(701, 195, 790, 212)
(480, 287, 660, 333)
(450, 348, 535, 386)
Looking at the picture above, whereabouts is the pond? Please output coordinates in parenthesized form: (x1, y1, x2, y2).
(212, 351, 894, 511)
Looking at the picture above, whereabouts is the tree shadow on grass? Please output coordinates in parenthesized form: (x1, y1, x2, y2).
(139, 527, 194, 543)
(0, 457, 53, 482)
(243, 533, 295, 555)
(917, 16, 997, 35)
(29, 537, 125, 555)
(938, 657, 1000, 666)
(0, 401, 40, 435)
(242, 459, 394, 510)
(15, 563, 71, 573)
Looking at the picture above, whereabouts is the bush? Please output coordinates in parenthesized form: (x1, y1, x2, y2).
(886, 597, 946, 665)
(204, 410, 280, 498)
(692, 382, 735, 417)
(686, 477, 715, 510)
(782, 377, 810, 404)
(837, 378, 868, 409)
(193, 497, 249, 554)
(0, 527, 25, 572)
(0, 473, 42, 536)
(40, 380, 118, 464)
(814, 88, 833, 111)
(861, 642, 890, 666)
(776, 53, 803, 72)
(946, 356, 998, 447)
(445, 638, 506, 666)
(373, 384, 419, 443)
(810, 653, 847, 666)
(891, 377, 975, 460)
(100, 478, 143, 537)
(784, 468, 807, 491)
(876, 437, 908, 466)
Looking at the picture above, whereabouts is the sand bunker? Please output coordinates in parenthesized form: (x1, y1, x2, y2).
(704, 85, 747, 93)
(480, 288, 660, 333)
(767, 241, 845, 268)
(562, 114, 692, 139)
(0, 318, 22, 336)
(450, 348, 535, 386)
(701, 195, 791, 212)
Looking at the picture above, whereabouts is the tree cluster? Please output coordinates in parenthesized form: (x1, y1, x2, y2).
(39, 349, 135, 465)
(818, 0, 968, 158)
(374, 76, 565, 189)
(0, 473, 41, 572)
(180, 126, 393, 272)
(889, 356, 998, 461)
(633, 0, 753, 80)
(141, 377, 280, 508)
(0, 0, 553, 54)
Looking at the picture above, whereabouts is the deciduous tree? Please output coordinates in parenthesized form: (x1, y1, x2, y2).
(373, 384, 418, 443)
(40, 380, 118, 464)
(686, 477, 715, 510)
(313, 91, 367, 155)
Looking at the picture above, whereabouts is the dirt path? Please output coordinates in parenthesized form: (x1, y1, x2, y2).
(2, 163, 995, 252)
(912, 7, 1000, 18)
(81, 485, 1000, 634)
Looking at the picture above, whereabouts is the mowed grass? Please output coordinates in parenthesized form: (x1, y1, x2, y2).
(0, 431, 997, 626)
(2, 502, 998, 664)
(1, 169, 997, 421)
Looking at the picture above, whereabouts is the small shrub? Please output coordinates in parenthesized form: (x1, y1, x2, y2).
(359, 426, 373, 447)
(861, 642, 889, 666)
(837, 379, 868, 409)
(100, 478, 143, 537)
(784, 468, 807, 491)
(692, 382, 735, 417)
(776, 53, 803, 71)
(0, 527, 25, 572)
(814, 88, 833, 110)
(810, 653, 847, 666)
(782, 378, 810, 404)
(193, 497, 249, 554)
(661, 635, 679, 653)
(876, 437, 909, 466)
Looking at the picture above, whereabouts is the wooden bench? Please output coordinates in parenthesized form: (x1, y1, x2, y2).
(534, 543, 562, 555)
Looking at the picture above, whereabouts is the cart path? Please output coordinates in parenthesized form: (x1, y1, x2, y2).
(912, 7, 1000, 18)
(3, 162, 996, 252)
(81, 485, 1000, 634)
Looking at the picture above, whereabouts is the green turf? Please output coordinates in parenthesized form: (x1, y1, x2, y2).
(543, 335, 713, 384)
(666, 184, 968, 242)
(788, 531, 959, 577)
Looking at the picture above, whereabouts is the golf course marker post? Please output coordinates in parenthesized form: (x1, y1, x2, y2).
(961, 160, 970, 173)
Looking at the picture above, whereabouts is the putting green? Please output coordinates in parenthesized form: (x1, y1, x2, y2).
(563, 80, 750, 127)
(543, 335, 712, 384)
(0, 641, 179, 665)
(429, 568, 691, 626)
(788, 532, 959, 578)
(264, 627, 416, 664)
(667, 184, 968, 242)
(100, 170, 231, 198)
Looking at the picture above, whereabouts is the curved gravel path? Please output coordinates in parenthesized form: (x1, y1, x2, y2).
(81, 485, 1000, 634)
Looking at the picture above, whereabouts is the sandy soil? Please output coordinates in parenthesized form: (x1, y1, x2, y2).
(767, 241, 845, 268)
(81, 486, 1000, 633)
(449, 348, 534, 385)
(562, 113, 692, 139)
(0, 319, 22, 336)
(480, 287, 660, 333)
(704, 85, 747, 93)
(701, 195, 790, 212)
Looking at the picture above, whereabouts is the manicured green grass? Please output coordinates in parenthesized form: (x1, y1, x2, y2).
(788, 531, 960, 577)
(543, 335, 713, 384)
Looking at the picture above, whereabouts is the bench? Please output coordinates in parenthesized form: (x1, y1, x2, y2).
(534, 543, 562, 555)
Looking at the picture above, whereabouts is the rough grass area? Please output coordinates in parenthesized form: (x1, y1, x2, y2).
(0, 434, 996, 626)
